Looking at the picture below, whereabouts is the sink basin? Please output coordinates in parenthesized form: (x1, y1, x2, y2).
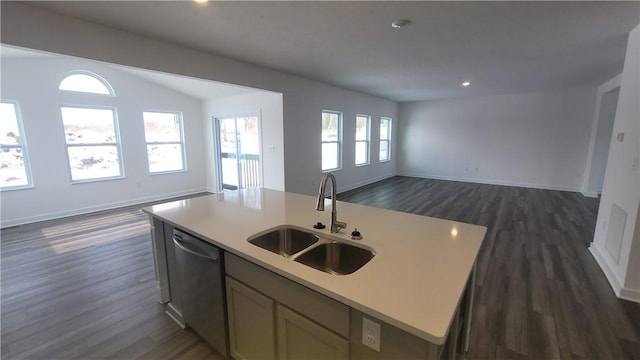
(294, 242, 375, 275)
(249, 227, 375, 275)
(248, 227, 319, 257)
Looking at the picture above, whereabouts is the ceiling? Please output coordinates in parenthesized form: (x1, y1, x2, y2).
(1, 43, 262, 101)
(115, 66, 266, 100)
(21, 1, 640, 102)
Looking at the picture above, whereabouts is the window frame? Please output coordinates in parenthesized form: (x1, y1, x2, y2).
(143, 110, 187, 175)
(0, 100, 34, 191)
(59, 104, 125, 183)
(379, 117, 392, 162)
(58, 70, 115, 97)
(355, 114, 371, 167)
(321, 110, 343, 172)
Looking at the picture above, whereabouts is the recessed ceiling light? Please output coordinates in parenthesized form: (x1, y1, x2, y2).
(194, 0, 208, 3)
(391, 19, 412, 29)
(462, 81, 471, 87)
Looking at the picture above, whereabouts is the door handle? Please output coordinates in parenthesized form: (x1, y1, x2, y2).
(173, 237, 219, 262)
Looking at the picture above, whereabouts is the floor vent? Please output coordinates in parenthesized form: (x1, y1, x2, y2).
(605, 203, 627, 265)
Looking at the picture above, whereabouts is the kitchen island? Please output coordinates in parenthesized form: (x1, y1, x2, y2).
(143, 188, 486, 359)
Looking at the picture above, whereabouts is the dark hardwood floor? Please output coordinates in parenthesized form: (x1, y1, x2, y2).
(338, 176, 640, 359)
(1, 176, 639, 359)
(1, 201, 223, 360)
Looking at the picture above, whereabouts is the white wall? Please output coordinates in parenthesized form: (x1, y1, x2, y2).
(0, 2, 398, 197)
(582, 75, 622, 197)
(590, 24, 640, 302)
(0, 57, 207, 227)
(398, 87, 597, 191)
(203, 92, 285, 192)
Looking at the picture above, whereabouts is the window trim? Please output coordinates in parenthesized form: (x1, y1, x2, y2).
(321, 109, 343, 172)
(355, 114, 371, 167)
(59, 104, 125, 184)
(58, 70, 116, 96)
(379, 117, 392, 162)
(1, 100, 34, 191)
(143, 110, 187, 175)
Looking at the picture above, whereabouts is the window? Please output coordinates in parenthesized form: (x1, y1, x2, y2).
(380, 117, 392, 162)
(59, 72, 122, 182)
(59, 72, 114, 95)
(143, 111, 186, 173)
(60, 106, 123, 182)
(321, 110, 342, 171)
(1, 101, 33, 189)
(355, 114, 370, 166)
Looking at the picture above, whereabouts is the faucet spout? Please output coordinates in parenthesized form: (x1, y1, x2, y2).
(315, 172, 347, 233)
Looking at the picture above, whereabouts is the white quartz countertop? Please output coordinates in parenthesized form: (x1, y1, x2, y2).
(143, 188, 486, 345)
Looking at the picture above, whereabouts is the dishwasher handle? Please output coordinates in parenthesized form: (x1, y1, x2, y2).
(173, 237, 220, 263)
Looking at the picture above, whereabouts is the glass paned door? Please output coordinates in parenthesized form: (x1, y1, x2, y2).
(215, 115, 261, 191)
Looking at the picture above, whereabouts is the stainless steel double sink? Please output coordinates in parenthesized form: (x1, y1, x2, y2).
(248, 226, 375, 275)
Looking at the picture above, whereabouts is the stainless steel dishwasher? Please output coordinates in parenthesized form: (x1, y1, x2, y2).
(173, 229, 228, 357)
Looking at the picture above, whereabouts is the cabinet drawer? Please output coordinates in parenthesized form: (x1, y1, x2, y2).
(226, 253, 350, 338)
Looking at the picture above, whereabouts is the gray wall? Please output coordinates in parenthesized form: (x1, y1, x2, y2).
(398, 86, 597, 191)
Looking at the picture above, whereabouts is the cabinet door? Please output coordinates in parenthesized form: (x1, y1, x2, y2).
(277, 304, 349, 360)
(226, 277, 276, 360)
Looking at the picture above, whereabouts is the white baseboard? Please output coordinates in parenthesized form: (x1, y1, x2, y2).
(337, 173, 396, 193)
(620, 287, 640, 303)
(398, 172, 581, 193)
(589, 244, 623, 294)
(588, 244, 640, 303)
(581, 191, 600, 198)
(1, 188, 209, 228)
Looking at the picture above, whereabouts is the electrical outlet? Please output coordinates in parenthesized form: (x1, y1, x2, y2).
(362, 317, 381, 352)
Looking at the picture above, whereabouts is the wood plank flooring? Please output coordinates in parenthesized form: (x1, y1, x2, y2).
(1, 201, 223, 360)
(338, 176, 640, 359)
(1, 177, 639, 359)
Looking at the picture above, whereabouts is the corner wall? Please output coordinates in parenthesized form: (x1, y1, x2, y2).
(590, 24, 640, 303)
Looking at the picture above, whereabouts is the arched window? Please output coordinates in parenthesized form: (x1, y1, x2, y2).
(58, 72, 114, 96)
(58, 72, 123, 182)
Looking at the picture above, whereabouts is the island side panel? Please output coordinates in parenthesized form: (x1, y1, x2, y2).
(149, 215, 170, 304)
(350, 309, 440, 360)
(462, 263, 477, 353)
(162, 221, 186, 327)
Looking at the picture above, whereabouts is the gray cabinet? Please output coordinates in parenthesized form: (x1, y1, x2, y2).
(150, 218, 476, 360)
(226, 277, 276, 360)
(277, 304, 349, 360)
(225, 253, 350, 360)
